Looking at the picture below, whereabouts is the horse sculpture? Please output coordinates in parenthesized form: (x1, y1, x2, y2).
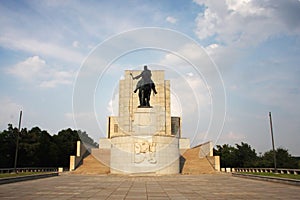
(134, 81, 156, 107)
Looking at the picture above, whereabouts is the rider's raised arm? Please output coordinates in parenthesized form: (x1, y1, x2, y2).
(133, 72, 142, 80)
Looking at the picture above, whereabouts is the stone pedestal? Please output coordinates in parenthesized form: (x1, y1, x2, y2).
(110, 135, 179, 174)
(132, 107, 165, 136)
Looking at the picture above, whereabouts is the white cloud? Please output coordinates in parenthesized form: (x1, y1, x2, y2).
(40, 71, 74, 88)
(186, 72, 194, 77)
(170, 92, 182, 117)
(226, 0, 265, 16)
(192, 0, 300, 74)
(107, 92, 119, 116)
(204, 43, 219, 56)
(7, 56, 75, 88)
(0, 35, 84, 64)
(166, 16, 177, 24)
(170, 73, 212, 123)
(160, 43, 207, 67)
(195, 8, 221, 40)
(72, 40, 79, 48)
(194, 0, 300, 46)
(157, 42, 226, 146)
(218, 131, 245, 144)
(0, 98, 23, 129)
(159, 42, 223, 78)
(158, 45, 213, 111)
(227, 131, 245, 140)
(7, 56, 46, 80)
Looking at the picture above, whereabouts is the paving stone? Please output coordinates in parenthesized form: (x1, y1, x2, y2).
(0, 174, 299, 199)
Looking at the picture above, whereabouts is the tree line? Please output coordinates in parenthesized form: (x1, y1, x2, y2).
(214, 142, 299, 169)
(0, 124, 98, 168)
(1, 124, 298, 169)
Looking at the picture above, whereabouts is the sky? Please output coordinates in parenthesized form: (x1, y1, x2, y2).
(1, 0, 300, 156)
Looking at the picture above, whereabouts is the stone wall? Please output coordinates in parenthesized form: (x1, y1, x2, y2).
(110, 135, 179, 174)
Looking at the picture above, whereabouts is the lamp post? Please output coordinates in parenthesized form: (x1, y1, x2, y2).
(268, 112, 277, 173)
(13, 110, 22, 173)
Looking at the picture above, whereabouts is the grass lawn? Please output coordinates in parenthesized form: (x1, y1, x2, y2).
(241, 172, 300, 180)
(0, 172, 48, 178)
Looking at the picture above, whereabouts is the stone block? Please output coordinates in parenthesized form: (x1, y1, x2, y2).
(99, 138, 112, 149)
(69, 156, 75, 171)
(76, 141, 81, 157)
(198, 141, 213, 158)
(132, 107, 165, 136)
(179, 138, 190, 149)
(91, 148, 111, 166)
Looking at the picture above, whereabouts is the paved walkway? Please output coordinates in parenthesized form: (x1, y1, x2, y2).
(0, 173, 299, 199)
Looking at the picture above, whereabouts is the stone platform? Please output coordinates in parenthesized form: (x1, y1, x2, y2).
(1, 174, 299, 199)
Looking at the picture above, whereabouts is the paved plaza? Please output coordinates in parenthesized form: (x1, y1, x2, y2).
(0, 173, 299, 199)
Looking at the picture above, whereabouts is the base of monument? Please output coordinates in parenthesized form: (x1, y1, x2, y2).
(137, 105, 153, 108)
(72, 139, 221, 175)
(131, 107, 166, 136)
(110, 135, 179, 175)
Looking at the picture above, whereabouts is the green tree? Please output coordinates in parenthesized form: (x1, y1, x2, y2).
(34, 128, 58, 167)
(260, 148, 298, 168)
(53, 128, 80, 167)
(78, 130, 98, 148)
(18, 127, 41, 167)
(214, 142, 258, 168)
(214, 144, 237, 167)
(0, 125, 97, 168)
(234, 142, 258, 167)
(0, 124, 19, 167)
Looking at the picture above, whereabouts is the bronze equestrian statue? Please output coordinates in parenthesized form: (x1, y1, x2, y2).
(130, 66, 157, 107)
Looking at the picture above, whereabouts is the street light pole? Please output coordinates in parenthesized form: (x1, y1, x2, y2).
(13, 110, 22, 173)
(268, 112, 277, 173)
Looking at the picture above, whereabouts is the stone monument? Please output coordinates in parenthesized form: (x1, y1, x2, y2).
(107, 68, 181, 174)
(71, 67, 220, 175)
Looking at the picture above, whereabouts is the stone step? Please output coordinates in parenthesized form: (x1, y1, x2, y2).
(181, 147, 216, 174)
(72, 154, 110, 174)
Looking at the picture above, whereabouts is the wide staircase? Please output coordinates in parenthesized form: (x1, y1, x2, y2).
(72, 151, 110, 174)
(181, 146, 217, 174)
(73, 145, 218, 175)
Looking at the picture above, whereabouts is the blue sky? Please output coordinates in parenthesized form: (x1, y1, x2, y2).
(1, 0, 300, 156)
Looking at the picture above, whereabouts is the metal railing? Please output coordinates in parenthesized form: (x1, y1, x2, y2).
(0, 167, 58, 174)
(221, 167, 300, 175)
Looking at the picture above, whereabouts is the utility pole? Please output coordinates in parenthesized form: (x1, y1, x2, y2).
(14, 110, 22, 173)
(268, 112, 277, 173)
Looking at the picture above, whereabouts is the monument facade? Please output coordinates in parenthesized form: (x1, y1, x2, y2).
(71, 68, 220, 175)
(107, 69, 181, 174)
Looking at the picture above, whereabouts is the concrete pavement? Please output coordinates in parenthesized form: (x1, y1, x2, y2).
(0, 173, 299, 199)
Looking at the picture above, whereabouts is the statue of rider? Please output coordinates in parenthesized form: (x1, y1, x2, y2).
(131, 65, 157, 107)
